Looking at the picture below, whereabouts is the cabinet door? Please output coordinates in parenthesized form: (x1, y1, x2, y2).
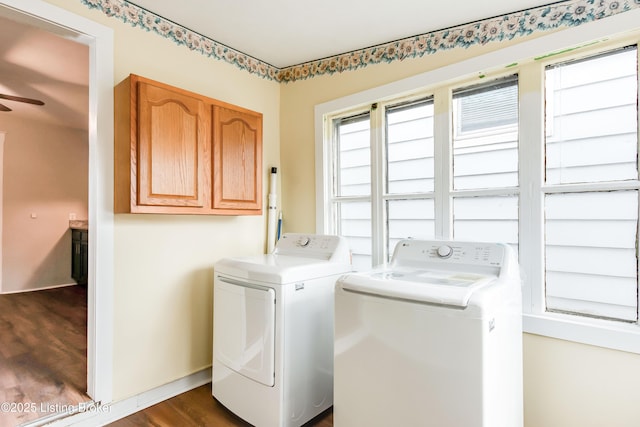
(71, 230, 88, 285)
(212, 106, 262, 212)
(72, 240, 82, 282)
(137, 81, 209, 208)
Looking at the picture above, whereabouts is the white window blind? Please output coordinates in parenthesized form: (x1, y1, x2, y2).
(454, 77, 519, 133)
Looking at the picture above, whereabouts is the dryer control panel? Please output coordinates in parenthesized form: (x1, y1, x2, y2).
(274, 233, 350, 261)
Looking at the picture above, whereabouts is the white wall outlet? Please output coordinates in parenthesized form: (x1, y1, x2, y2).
(69, 212, 77, 220)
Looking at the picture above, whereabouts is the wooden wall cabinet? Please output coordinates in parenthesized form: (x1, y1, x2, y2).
(115, 74, 262, 215)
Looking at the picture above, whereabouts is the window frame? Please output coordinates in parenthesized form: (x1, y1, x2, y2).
(315, 13, 640, 354)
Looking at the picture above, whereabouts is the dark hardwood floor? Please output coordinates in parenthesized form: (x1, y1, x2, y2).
(0, 285, 90, 427)
(108, 383, 333, 427)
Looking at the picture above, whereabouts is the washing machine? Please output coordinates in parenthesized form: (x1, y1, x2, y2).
(213, 233, 351, 427)
(334, 239, 522, 427)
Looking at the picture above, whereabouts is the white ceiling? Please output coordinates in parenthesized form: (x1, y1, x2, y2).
(129, 0, 556, 68)
(0, 0, 557, 128)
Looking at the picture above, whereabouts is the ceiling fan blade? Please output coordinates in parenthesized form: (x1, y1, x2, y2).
(0, 103, 11, 112)
(0, 94, 45, 106)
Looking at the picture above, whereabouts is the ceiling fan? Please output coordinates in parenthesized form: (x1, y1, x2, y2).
(0, 93, 45, 112)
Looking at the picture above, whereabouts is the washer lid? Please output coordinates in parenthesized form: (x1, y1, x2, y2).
(337, 267, 497, 307)
(215, 254, 352, 284)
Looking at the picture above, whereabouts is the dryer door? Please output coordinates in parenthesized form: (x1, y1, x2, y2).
(214, 276, 276, 386)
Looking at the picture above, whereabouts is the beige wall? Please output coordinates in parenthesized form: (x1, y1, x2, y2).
(43, 0, 281, 400)
(0, 117, 88, 293)
(524, 334, 640, 426)
(279, 24, 640, 427)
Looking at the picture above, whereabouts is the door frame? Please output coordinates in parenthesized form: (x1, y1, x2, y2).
(0, 0, 115, 403)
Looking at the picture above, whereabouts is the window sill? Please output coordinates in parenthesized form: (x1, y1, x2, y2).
(523, 312, 640, 355)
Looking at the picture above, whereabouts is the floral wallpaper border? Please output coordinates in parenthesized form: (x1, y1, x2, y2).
(81, 0, 640, 83)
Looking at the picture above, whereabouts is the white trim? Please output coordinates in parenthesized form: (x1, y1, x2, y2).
(434, 87, 452, 240)
(370, 105, 385, 265)
(637, 44, 640, 321)
(542, 180, 640, 193)
(31, 369, 212, 427)
(524, 314, 640, 354)
(314, 110, 329, 234)
(518, 62, 546, 314)
(0, 0, 115, 403)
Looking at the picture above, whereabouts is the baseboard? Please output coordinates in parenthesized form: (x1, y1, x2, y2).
(0, 282, 79, 295)
(37, 368, 212, 427)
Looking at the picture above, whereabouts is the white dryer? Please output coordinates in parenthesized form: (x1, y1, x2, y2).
(213, 233, 351, 427)
(334, 239, 522, 427)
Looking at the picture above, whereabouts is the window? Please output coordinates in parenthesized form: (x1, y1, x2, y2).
(385, 99, 436, 260)
(331, 99, 435, 270)
(452, 76, 519, 248)
(333, 113, 371, 269)
(329, 79, 518, 270)
(317, 27, 640, 353)
(543, 47, 639, 322)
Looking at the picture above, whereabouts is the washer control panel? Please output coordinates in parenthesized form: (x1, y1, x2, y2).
(393, 240, 507, 267)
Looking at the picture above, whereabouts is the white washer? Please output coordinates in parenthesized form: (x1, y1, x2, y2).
(213, 233, 351, 427)
(334, 239, 522, 427)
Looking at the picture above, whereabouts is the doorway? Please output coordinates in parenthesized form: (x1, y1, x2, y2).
(0, 0, 114, 419)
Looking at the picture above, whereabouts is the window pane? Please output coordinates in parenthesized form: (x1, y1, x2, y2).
(386, 99, 435, 193)
(336, 201, 372, 271)
(335, 114, 371, 196)
(387, 199, 435, 260)
(452, 76, 519, 190)
(453, 196, 519, 250)
(545, 191, 638, 321)
(545, 47, 638, 184)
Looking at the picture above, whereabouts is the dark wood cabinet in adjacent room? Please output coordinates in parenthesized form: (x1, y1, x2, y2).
(71, 229, 88, 285)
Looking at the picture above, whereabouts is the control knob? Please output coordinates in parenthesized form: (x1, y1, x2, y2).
(436, 245, 453, 258)
(297, 236, 311, 247)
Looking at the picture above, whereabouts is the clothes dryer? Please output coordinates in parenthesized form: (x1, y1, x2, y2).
(334, 239, 522, 427)
(213, 233, 351, 427)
